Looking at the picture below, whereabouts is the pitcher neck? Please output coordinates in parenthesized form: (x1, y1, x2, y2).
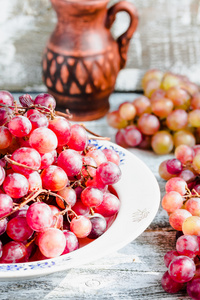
(51, 0, 110, 23)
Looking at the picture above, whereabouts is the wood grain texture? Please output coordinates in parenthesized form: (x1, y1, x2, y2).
(0, 0, 200, 91)
(0, 92, 191, 300)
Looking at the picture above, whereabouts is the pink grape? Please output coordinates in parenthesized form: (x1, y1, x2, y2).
(188, 109, 200, 127)
(40, 150, 57, 169)
(82, 156, 97, 178)
(0, 107, 13, 126)
(182, 216, 200, 235)
(178, 169, 196, 183)
(164, 250, 180, 268)
(168, 255, 196, 283)
(0, 241, 27, 263)
(49, 205, 63, 229)
(191, 92, 200, 109)
(193, 144, 200, 155)
(0, 166, 6, 185)
(40, 165, 68, 191)
(67, 124, 88, 151)
(166, 109, 188, 131)
(48, 117, 71, 147)
(158, 160, 175, 181)
(81, 186, 103, 207)
(62, 230, 79, 254)
(29, 127, 58, 154)
(165, 177, 187, 196)
(0, 90, 14, 107)
(86, 174, 107, 192)
(0, 126, 12, 149)
(173, 129, 196, 148)
(26, 108, 41, 118)
(142, 69, 163, 89)
(56, 186, 77, 208)
(161, 271, 184, 293)
(161, 191, 183, 213)
(38, 228, 66, 258)
(3, 173, 29, 198)
(166, 86, 190, 107)
(118, 101, 136, 120)
(25, 171, 42, 192)
(57, 149, 82, 178)
(11, 147, 41, 175)
(6, 216, 34, 242)
(19, 94, 34, 107)
(72, 200, 90, 216)
(34, 93, 56, 110)
(169, 209, 192, 231)
(8, 115, 32, 137)
(192, 154, 200, 173)
(143, 78, 161, 98)
(115, 129, 129, 148)
(0, 194, 13, 217)
(151, 130, 174, 155)
(151, 97, 174, 118)
(0, 218, 8, 235)
(185, 198, 200, 216)
(86, 148, 107, 166)
(26, 202, 53, 232)
(150, 88, 166, 102)
(95, 192, 120, 217)
(10, 205, 29, 219)
(123, 125, 143, 147)
(70, 216, 92, 238)
(96, 161, 121, 185)
(28, 112, 49, 130)
(137, 113, 160, 135)
(176, 235, 199, 258)
(187, 277, 200, 300)
(161, 72, 182, 90)
(133, 96, 151, 116)
(102, 149, 120, 165)
(87, 214, 107, 239)
(106, 110, 128, 129)
(166, 158, 183, 175)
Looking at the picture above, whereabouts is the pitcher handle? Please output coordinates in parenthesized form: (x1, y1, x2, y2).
(106, 1, 138, 69)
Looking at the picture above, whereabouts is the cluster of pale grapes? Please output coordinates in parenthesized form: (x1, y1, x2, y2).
(107, 69, 200, 154)
(159, 144, 200, 298)
(0, 91, 121, 263)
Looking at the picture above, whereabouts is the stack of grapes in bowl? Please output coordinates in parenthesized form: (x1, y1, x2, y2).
(0, 91, 122, 270)
(107, 69, 200, 154)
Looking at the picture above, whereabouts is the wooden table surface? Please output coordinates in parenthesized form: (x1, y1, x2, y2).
(0, 93, 191, 300)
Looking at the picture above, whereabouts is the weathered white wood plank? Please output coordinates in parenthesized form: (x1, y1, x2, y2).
(0, 231, 190, 299)
(0, 0, 200, 91)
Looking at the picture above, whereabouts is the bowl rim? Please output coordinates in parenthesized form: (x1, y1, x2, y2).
(0, 140, 160, 280)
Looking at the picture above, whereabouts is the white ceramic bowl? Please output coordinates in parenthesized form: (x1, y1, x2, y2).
(0, 140, 160, 280)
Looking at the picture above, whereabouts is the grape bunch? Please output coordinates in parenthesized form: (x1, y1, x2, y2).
(159, 144, 200, 298)
(0, 90, 121, 263)
(106, 69, 200, 154)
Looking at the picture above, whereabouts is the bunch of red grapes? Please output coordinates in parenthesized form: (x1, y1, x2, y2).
(0, 91, 121, 263)
(159, 144, 200, 299)
(107, 69, 200, 154)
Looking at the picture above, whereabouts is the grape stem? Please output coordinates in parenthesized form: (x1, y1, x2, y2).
(55, 109, 73, 119)
(1, 103, 109, 141)
(0, 188, 72, 221)
(4, 155, 39, 171)
(183, 186, 200, 201)
(79, 123, 110, 140)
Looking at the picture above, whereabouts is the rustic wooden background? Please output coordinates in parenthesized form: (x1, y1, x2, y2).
(0, 0, 200, 92)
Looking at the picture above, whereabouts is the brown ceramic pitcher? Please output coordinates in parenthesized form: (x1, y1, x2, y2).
(42, 0, 138, 120)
